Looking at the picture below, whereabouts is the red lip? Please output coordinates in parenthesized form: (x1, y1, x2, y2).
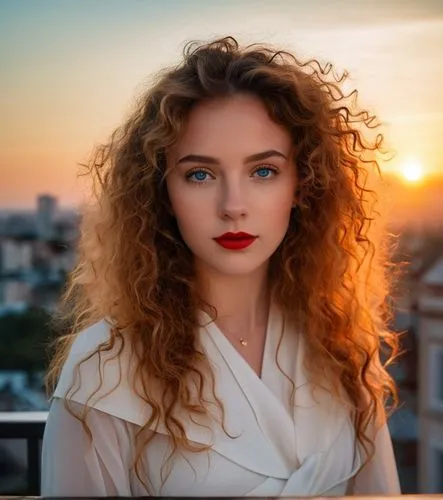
(216, 232, 255, 239)
(213, 232, 258, 250)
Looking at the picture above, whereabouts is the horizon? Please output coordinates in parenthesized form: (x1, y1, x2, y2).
(2, 170, 443, 234)
(1, 0, 442, 209)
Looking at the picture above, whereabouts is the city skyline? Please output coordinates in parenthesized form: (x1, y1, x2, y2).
(1, 0, 443, 209)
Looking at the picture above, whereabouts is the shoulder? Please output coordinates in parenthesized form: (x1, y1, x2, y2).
(55, 319, 116, 384)
(67, 319, 113, 356)
(53, 319, 115, 402)
(52, 319, 150, 426)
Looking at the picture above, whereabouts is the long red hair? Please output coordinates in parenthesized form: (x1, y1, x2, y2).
(46, 37, 400, 489)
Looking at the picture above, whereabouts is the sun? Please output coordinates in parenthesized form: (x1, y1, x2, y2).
(401, 159, 424, 183)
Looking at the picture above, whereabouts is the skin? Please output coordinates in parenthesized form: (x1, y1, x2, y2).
(166, 93, 297, 365)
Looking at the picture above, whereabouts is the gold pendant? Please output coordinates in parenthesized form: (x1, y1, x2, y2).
(240, 338, 248, 347)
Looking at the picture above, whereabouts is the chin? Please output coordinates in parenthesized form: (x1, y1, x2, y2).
(207, 257, 270, 277)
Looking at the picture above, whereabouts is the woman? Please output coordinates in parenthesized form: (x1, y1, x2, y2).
(41, 37, 401, 496)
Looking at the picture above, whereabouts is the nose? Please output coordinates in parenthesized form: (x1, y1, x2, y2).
(218, 179, 247, 220)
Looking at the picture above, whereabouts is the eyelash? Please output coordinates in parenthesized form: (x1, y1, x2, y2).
(185, 165, 280, 183)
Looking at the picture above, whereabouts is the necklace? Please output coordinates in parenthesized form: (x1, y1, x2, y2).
(239, 338, 248, 347)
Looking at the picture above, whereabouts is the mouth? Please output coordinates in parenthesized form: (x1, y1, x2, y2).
(213, 232, 258, 250)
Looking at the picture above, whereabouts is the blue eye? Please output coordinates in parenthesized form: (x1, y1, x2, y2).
(254, 167, 274, 178)
(187, 170, 210, 182)
(193, 171, 207, 181)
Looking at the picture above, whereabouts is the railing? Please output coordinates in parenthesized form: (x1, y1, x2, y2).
(0, 411, 47, 496)
(0, 498, 427, 500)
(0, 413, 431, 496)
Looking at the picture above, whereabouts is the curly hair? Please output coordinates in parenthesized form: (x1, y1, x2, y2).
(46, 36, 400, 490)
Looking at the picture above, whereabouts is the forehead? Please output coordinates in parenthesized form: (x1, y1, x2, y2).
(171, 94, 292, 158)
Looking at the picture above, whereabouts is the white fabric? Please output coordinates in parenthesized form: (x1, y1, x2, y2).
(41, 304, 401, 496)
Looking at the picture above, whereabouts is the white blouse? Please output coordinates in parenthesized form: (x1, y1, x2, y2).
(41, 305, 401, 496)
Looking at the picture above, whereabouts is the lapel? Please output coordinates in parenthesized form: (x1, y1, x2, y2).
(53, 317, 293, 478)
(200, 304, 299, 470)
(53, 314, 362, 491)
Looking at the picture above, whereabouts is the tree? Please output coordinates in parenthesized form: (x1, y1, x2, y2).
(0, 308, 53, 373)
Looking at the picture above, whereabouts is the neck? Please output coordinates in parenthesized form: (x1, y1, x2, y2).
(196, 261, 271, 336)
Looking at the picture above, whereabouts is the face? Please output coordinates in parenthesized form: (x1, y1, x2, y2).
(165, 93, 297, 279)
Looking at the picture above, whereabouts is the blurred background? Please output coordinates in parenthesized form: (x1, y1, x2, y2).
(0, 0, 442, 494)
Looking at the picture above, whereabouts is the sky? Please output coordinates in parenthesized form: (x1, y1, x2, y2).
(1, 0, 443, 209)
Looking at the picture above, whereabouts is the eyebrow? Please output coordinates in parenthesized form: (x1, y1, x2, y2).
(176, 149, 288, 165)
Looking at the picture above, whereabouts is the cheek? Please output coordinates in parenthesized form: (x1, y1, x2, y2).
(268, 204, 293, 232)
(167, 178, 189, 217)
(259, 198, 294, 243)
(168, 188, 209, 236)
(261, 187, 294, 222)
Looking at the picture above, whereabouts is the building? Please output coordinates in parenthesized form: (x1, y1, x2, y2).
(36, 195, 57, 241)
(0, 238, 33, 273)
(417, 254, 443, 492)
(388, 308, 419, 493)
(0, 208, 77, 314)
(0, 279, 33, 309)
(0, 213, 35, 238)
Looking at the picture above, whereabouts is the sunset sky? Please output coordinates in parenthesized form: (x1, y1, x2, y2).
(1, 0, 442, 209)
